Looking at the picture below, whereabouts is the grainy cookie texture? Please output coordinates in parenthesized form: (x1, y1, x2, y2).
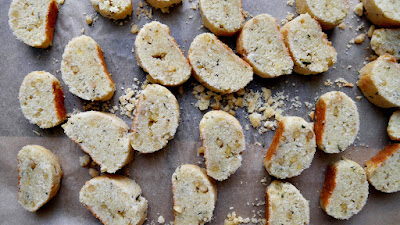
(371, 28, 400, 60)
(80, 175, 148, 225)
(18, 145, 62, 212)
(90, 0, 133, 20)
(19, 71, 66, 128)
(387, 110, 400, 141)
(362, 0, 400, 27)
(146, 0, 182, 10)
(199, 110, 245, 181)
(8, 0, 58, 48)
(237, 14, 294, 78)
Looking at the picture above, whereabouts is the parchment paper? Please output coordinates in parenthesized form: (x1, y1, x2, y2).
(1, 0, 399, 224)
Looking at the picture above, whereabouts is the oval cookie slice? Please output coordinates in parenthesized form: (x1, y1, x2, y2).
(188, 33, 253, 94)
(320, 159, 368, 220)
(90, 0, 133, 20)
(8, 0, 58, 48)
(61, 35, 115, 101)
(314, 91, 359, 153)
(362, 0, 400, 27)
(264, 116, 316, 179)
(19, 71, 66, 128)
(131, 84, 179, 153)
(135, 21, 191, 86)
(80, 175, 148, 225)
(199, 110, 245, 181)
(62, 111, 133, 173)
(388, 110, 400, 141)
(237, 14, 294, 78)
(18, 145, 62, 212)
(280, 14, 337, 75)
(199, 0, 244, 36)
(172, 164, 217, 225)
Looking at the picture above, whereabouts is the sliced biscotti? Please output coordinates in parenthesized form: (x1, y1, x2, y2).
(8, 0, 58, 48)
(131, 84, 179, 153)
(266, 181, 310, 225)
(314, 91, 359, 153)
(264, 116, 316, 179)
(61, 35, 115, 101)
(90, 0, 132, 20)
(80, 175, 148, 225)
(371, 28, 400, 60)
(17, 145, 62, 212)
(388, 111, 400, 140)
(19, 71, 66, 128)
(62, 111, 133, 173)
(295, 0, 350, 30)
(135, 22, 191, 86)
(188, 33, 253, 94)
(365, 144, 400, 193)
(362, 0, 400, 27)
(199, 110, 245, 181)
(236, 14, 294, 78)
(172, 164, 217, 225)
(320, 159, 368, 220)
(357, 55, 400, 108)
(146, 0, 182, 10)
(280, 14, 337, 75)
(198, 0, 244, 36)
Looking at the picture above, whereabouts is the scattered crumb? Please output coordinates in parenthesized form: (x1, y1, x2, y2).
(131, 24, 139, 34)
(58, 0, 64, 4)
(356, 96, 362, 100)
(249, 113, 262, 128)
(367, 25, 375, 38)
(356, 22, 365, 31)
(354, 33, 366, 44)
(197, 146, 205, 155)
(309, 111, 315, 120)
(335, 78, 354, 88)
(190, 3, 198, 10)
(157, 216, 165, 224)
(286, 12, 295, 21)
(81, 28, 85, 34)
(243, 11, 253, 18)
(324, 79, 333, 86)
(80, 155, 91, 167)
(354, 3, 364, 17)
(338, 22, 346, 30)
(85, 15, 93, 25)
(88, 168, 99, 177)
(224, 211, 266, 225)
(286, 0, 294, 6)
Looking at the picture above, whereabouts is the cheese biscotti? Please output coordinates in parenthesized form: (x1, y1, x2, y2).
(266, 181, 310, 225)
(131, 84, 179, 153)
(61, 35, 115, 101)
(19, 71, 66, 129)
(17, 145, 62, 212)
(199, 0, 244, 36)
(357, 55, 400, 108)
(62, 111, 133, 173)
(264, 116, 316, 179)
(8, 0, 58, 48)
(295, 0, 350, 30)
(362, 0, 400, 27)
(80, 175, 148, 225)
(371, 28, 400, 60)
(199, 110, 245, 181)
(236, 14, 294, 78)
(172, 164, 217, 225)
(90, 0, 133, 20)
(146, 0, 182, 10)
(188, 33, 253, 94)
(135, 21, 191, 86)
(314, 91, 359, 153)
(388, 110, 400, 141)
(280, 14, 337, 75)
(365, 144, 400, 193)
(320, 159, 368, 220)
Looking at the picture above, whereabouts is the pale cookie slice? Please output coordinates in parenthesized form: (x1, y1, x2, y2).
(8, 0, 58, 48)
(280, 14, 337, 75)
(198, 0, 244, 36)
(236, 14, 294, 78)
(199, 110, 245, 181)
(357, 55, 400, 108)
(264, 116, 316, 179)
(365, 143, 400, 193)
(19, 71, 66, 129)
(188, 33, 253, 94)
(135, 21, 191, 86)
(296, 0, 350, 30)
(172, 164, 217, 225)
(17, 145, 62, 212)
(80, 175, 148, 225)
(146, 0, 182, 10)
(371, 28, 400, 60)
(62, 111, 133, 173)
(61, 35, 115, 101)
(320, 159, 368, 220)
(90, 0, 133, 20)
(266, 181, 310, 225)
(131, 84, 179, 153)
(362, 0, 400, 27)
(388, 110, 400, 141)
(314, 91, 359, 153)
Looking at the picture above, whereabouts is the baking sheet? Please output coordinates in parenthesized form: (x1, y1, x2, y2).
(1, 0, 399, 224)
